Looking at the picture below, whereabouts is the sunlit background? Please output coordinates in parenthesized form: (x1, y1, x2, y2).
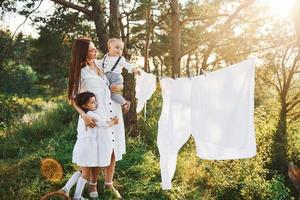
(0, 0, 297, 38)
(260, 0, 295, 18)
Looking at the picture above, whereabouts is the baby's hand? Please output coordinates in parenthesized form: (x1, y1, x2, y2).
(132, 68, 141, 76)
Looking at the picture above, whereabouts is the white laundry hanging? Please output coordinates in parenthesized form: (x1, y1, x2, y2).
(157, 78, 192, 190)
(191, 58, 256, 160)
(157, 58, 256, 190)
(135, 70, 156, 113)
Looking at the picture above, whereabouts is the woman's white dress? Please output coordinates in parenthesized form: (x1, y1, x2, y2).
(72, 60, 125, 167)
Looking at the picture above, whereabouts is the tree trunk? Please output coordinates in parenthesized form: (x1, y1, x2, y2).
(144, 6, 151, 72)
(159, 56, 164, 78)
(170, 0, 181, 78)
(109, 0, 121, 38)
(272, 93, 288, 176)
(152, 56, 160, 81)
(118, 3, 138, 137)
(201, 44, 214, 71)
(123, 69, 138, 137)
(91, 0, 108, 53)
(195, 52, 199, 75)
(186, 54, 191, 77)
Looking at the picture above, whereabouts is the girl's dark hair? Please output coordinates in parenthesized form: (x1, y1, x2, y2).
(75, 91, 96, 113)
(68, 37, 91, 101)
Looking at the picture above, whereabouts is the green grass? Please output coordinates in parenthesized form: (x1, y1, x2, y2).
(0, 92, 298, 199)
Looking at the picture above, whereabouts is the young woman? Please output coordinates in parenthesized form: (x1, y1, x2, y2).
(68, 37, 125, 199)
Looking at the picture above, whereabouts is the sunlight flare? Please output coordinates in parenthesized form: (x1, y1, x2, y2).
(261, 0, 294, 18)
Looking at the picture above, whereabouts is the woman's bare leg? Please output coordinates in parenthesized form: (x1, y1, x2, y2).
(104, 151, 122, 198)
(104, 151, 116, 188)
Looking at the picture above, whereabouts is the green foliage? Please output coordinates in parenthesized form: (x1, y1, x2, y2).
(0, 94, 50, 130)
(0, 29, 12, 69)
(0, 98, 79, 199)
(29, 26, 70, 92)
(0, 0, 17, 16)
(137, 85, 162, 148)
(0, 94, 299, 199)
(116, 138, 167, 200)
(287, 118, 300, 164)
(0, 30, 34, 70)
(0, 62, 38, 95)
(0, 97, 76, 157)
(267, 175, 291, 200)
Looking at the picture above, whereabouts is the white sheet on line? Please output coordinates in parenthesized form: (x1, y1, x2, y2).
(157, 58, 256, 190)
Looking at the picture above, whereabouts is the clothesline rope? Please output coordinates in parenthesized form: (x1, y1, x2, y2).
(140, 68, 208, 79)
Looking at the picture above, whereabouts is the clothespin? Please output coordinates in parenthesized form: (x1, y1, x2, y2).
(174, 74, 178, 79)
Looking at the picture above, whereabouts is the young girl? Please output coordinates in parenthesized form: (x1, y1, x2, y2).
(61, 91, 118, 200)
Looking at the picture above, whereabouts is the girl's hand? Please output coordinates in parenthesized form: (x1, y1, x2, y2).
(107, 117, 119, 127)
(110, 84, 123, 93)
(112, 116, 119, 125)
(81, 113, 97, 128)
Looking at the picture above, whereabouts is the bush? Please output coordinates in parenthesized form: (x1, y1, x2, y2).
(137, 87, 162, 149)
(266, 175, 291, 200)
(0, 62, 37, 95)
(0, 94, 53, 130)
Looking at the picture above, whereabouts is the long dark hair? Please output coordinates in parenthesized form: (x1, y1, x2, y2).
(68, 37, 91, 101)
(75, 91, 96, 113)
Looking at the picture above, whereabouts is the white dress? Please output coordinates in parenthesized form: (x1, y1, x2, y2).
(75, 60, 126, 167)
(72, 111, 110, 167)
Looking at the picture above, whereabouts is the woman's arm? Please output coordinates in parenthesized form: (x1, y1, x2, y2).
(71, 99, 97, 128)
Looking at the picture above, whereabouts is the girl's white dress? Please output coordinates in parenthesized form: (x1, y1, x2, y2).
(72, 111, 110, 166)
(72, 60, 126, 167)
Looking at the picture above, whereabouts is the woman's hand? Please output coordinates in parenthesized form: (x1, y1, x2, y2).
(110, 84, 123, 93)
(81, 112, 97, 128)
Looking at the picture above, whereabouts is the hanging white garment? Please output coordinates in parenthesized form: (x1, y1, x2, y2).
(157, 78, 191, 190)
(135, 70, 156, 113)
(191, 58, 256, 160)
(157, 58, 256, 190)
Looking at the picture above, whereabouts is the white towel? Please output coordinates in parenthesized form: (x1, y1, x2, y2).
(135, 70, 156, 113)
